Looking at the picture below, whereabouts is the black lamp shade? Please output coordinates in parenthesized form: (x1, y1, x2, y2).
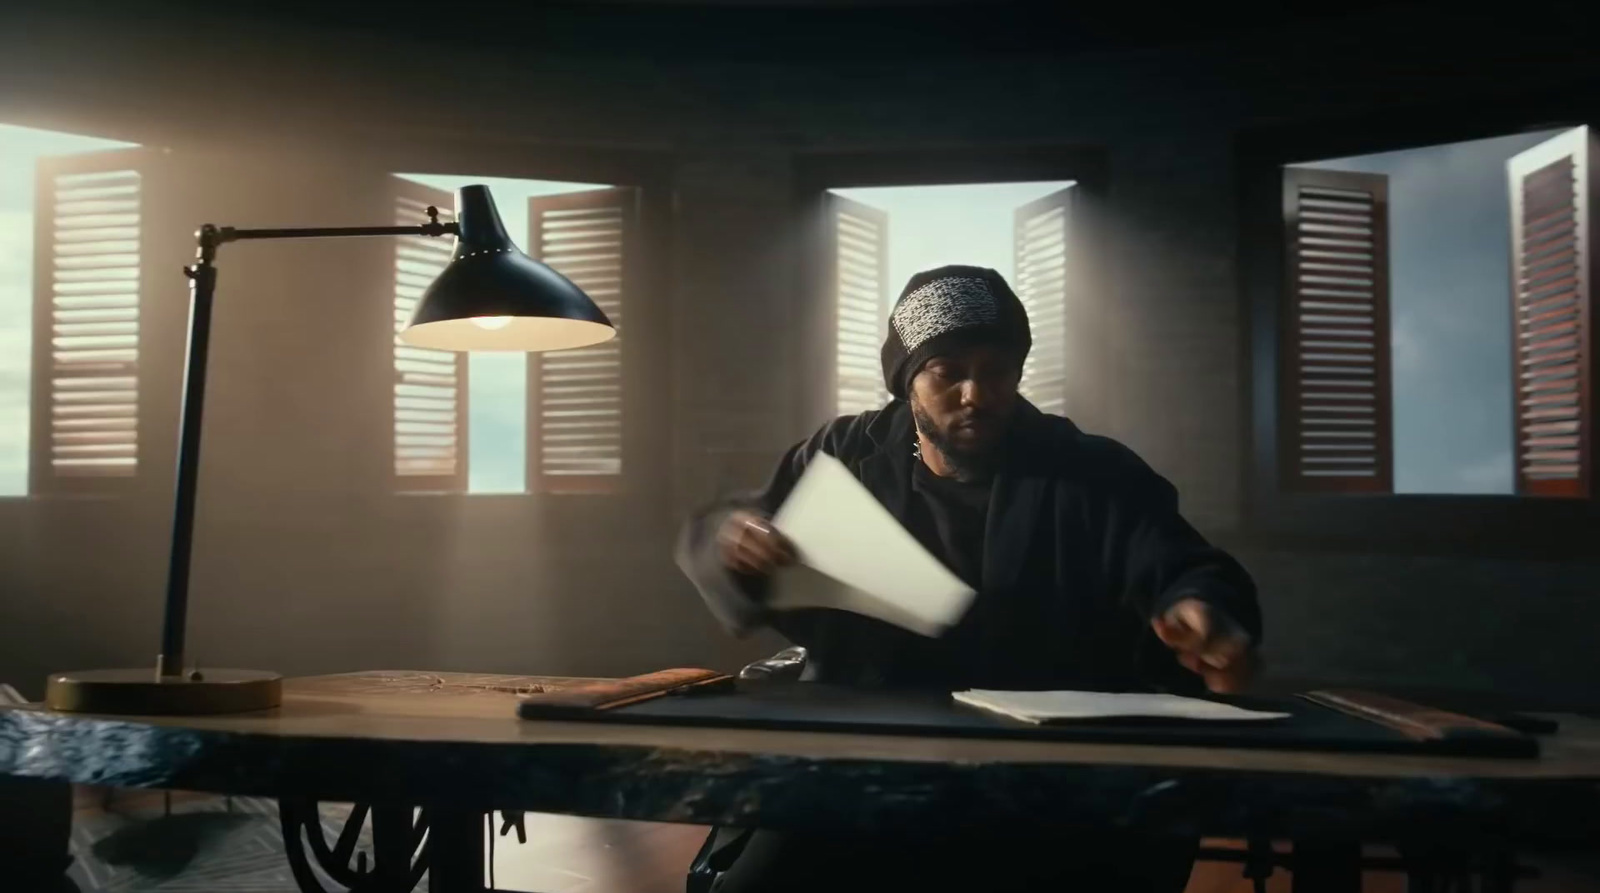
(399, 185, 616, 351)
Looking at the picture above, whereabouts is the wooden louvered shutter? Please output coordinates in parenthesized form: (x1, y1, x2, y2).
(527, 188, 635, 493)
(1508, 126, 1595, 497)
(830, 194, 889, 416)
(1013, 187, 1073, 416)
(1280, 168, 1393, 492)
(30, 149, 151, 492)
(390, 179, 467, 491)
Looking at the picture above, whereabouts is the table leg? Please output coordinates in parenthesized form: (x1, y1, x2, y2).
(281, 799, 430, 893)
(1291, 839, 1362, 893)
(371, 805, 420, 892)
(426, 805, 486, 893)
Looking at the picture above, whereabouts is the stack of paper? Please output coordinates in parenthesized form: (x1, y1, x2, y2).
(953, 690, 1290, 724)
(767, 453, 976, 637)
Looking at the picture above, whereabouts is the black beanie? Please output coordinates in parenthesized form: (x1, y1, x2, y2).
(880, 264, 1032, 399)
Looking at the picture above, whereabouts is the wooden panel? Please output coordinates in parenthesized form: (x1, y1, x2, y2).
(1508, 126, 1593, 498)
(528, 187, 633, 494)
(1280, 167, 1393, 493)
(391, 179, 467, 492)
(1013, 187, 1073, 416)
(829, 193, 889, 416)
(30, 150, 153, 492)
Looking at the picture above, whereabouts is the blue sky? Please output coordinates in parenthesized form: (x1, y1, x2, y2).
(0, 124, 138, 496)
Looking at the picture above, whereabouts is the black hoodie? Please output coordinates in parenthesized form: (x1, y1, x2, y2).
(675, 399, 1262, 693)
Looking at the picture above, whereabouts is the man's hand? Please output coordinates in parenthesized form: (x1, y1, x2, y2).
(717, 510, 798, 578)
(1151, 598, 1257, 693)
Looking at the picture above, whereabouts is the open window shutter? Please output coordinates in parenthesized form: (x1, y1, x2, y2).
(1280, 167, 1393, 492)
(390, 178, 467, 492)
(1013, 187, 1073, 416)
(30, 149, 153, 493)
(1508, 126, 1594, 498)
(829, 194, 889, 416)
(527, 188, 635, 493)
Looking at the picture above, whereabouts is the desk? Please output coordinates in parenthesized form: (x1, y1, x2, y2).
(2, 671, 1598, 892)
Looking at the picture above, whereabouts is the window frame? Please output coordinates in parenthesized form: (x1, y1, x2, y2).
(376, 141, 674, 507)
(1237, 81, 1600, 559)
(525, 185, 637, 495)
(27, 146, 165, 498)
(1012, 185, 1078, 418)
(793, 145, 1111, 433)
(389, 177, 469, 495)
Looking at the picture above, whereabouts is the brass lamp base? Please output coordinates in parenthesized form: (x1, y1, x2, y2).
(45, 668, 282, 715)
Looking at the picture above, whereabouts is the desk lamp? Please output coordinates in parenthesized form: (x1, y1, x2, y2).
(45, 185, 613, 714)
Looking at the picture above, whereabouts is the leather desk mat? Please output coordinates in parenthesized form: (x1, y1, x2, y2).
(562, 683, 1539, 758)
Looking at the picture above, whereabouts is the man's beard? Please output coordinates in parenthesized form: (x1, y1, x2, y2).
(911, 401, 1003, 481)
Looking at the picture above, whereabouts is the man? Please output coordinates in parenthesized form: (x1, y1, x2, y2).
(676, 265, 1262, 892)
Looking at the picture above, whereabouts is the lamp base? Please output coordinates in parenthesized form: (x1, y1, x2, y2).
(45, 668, 282, 715)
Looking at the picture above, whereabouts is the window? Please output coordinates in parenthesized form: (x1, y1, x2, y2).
(826, 193, 888, 415)
(389, 178, 466, 491)
(1013, 188, 1074, 417)
(389, 174, 631, 495)
(526, 187, 635, 493)
(1280, 167, 1393, 493)
(0, 124, 141, 496)
(1242, 101, 1600, 556)
(1507, 128, 1592, 498)
(824, 181, 1077, 417)
(1280, 126, 1594, 497)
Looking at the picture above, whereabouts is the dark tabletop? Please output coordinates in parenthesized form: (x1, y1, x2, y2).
(580, 683, 1542, 757)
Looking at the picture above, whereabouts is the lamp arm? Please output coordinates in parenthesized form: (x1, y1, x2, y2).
(199, 205, 458, 250)
(217, 221, 460, 243)
(157, 208, 458, 678)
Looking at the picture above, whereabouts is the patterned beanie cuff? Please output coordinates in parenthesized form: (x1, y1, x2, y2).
(881, 269, 1030, 399)
(890, 277, 999, 352)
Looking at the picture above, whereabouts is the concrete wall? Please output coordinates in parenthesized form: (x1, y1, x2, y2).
(0, 5, 1595, 704)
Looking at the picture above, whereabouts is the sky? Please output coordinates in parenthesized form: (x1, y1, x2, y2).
(1297, 128, 1571, 495)
(830, 181, 1075, 300)
(394, 174, 610, 494)
(0, 123, 139, 497)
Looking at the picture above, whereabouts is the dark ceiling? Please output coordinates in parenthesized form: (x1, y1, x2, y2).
(59, 0, 1469, 61)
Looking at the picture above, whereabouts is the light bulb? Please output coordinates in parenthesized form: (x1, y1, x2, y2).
(471, 316, 512, 330)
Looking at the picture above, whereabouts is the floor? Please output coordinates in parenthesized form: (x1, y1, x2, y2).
(34, 787, 1600, 893)
(60, 789, 713, 893)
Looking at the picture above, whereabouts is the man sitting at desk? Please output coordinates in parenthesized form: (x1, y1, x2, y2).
(677, 265, 1263, 892)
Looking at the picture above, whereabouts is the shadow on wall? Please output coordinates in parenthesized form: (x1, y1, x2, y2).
(1245, 546, 1600, 708)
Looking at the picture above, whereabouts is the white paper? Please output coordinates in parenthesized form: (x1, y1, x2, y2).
(953, 690, 1290, 724)
(767, 452, 976, 637)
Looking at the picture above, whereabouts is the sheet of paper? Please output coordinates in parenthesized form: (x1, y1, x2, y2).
(953, 690, 1290, 724)
(767, 452, 976, 637)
